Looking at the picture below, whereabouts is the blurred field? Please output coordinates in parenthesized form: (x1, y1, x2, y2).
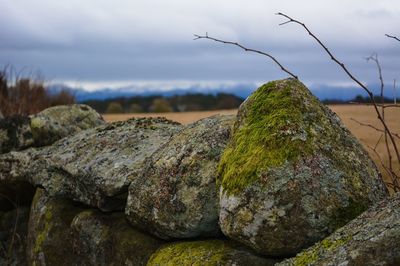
(103, 105, 400, 188)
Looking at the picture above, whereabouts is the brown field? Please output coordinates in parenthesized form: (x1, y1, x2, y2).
(103, 105, 400, 189)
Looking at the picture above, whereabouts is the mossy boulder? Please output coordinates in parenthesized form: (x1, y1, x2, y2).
(0, 115, 34, 154)
(126, 115, 233, 239)
(0, 150, 36, 211)
(71, 210, 164, 266)
(218, 79, 389, 256)
(278, 192, 400, 266)
(147, 239, 278, 266)
(0, 206, 30, 266)
(30, 104, 105, 146)
(26, 188, 85, 266)
(31, 117, 182, 211)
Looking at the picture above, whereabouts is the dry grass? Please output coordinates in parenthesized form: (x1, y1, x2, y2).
(103, 104, 400, 187)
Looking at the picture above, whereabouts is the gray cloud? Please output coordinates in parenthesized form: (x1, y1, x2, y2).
(0, 0, 399, 90)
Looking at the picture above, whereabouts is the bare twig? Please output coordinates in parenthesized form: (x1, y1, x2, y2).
(193, 33, 298, 79)
(386, 34, 400, 42)
(276, 12, 400, 168)
(350, 118, 400, 140)
(366, 53, 394, 177)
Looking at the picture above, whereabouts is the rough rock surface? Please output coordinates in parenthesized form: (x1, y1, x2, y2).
(0, 150, 36, 211)
(71, 210, 164, 266)
(126, 115, 233, 239)
(32, 117, 182, 211)
(218, 79, 389, 256)
(278, 193, 400, 266)
(147, 239, 278, 266)
(26, 188, 164, 266)
(0, 105, 104, 153)
(27, 188, 85, 266)
(0, 206, 30, 266)
(0, 115, 33, 154)
(30, 104, 105, 146)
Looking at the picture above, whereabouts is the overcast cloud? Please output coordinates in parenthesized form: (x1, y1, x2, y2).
(0, 0, 399, 91)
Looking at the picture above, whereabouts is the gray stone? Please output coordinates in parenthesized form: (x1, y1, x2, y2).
(126, 115, 233, 239)
(32, 117, 182, 211)
(0, 115, 34, 154)
(278, 192, 400, 266)
(218, 79, 389, 256)
(30, 104, 105, 146)
(0, 150, 36, 211)
(71, 210, 164, 266)
(26, 188, 84, 266)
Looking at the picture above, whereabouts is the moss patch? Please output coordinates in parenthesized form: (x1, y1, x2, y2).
(293, 235, 351, 266)
(147, 240, 232, 265)
(218, 79, 320, 194)
(328, 198, 368, 230)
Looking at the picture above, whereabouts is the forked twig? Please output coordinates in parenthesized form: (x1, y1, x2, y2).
(193, 33, 298, 79)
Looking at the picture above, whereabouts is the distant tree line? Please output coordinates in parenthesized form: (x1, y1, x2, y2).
(0, 67, 75, 117)
(322, 95, 400, 104)
(82, 93, 244, 114)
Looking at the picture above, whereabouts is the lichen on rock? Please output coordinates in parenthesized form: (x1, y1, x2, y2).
(218, 78, 389, 256)
(126, 115, 233, 239)
(31, 117, 182, 211)
(30, 104, 105, 146)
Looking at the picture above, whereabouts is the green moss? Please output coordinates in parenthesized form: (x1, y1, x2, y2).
(33, 206, 53, 254)
(218, 79, 319, 194)
(293, 235, 351, 266)
(147, 240, 232, 266)
(328, 198, 368, 230)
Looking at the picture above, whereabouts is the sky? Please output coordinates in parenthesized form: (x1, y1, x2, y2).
(0, 0, 399, 93)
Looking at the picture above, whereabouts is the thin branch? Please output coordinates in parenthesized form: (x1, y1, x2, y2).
(276, 12, 400, 166)
(366, 53, 394, 175)
(193, 33, 298, 79)
(350, 118, 400, 139)
(386, 34, 400, 42)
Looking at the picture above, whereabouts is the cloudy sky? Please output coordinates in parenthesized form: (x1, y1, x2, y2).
(0, 0, 399, 92)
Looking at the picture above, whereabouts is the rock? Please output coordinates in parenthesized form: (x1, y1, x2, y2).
(32, 117, 182, 211)
(0, 105, 104, 153)
(0, 150, 36, 211)
(218, 79, 389, 256)
(0, 206, 30, 266)
(147, 239, 278, 266)
(0, 115, 34, 154)
(126, 115, 233, 239)
(278, 193, 400, 266)
(30, 104, 105, 146)
(26, 188, 85, 266)
(71, 210, 164, 266)
(26, 188, 164, 266)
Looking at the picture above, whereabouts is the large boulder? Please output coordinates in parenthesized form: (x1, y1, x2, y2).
(0, 105, 104, 154)
(278, 192, 400, 266)
(147, 240, 278, 266)
(31, 117, 182, 211)
(30, 104, 105, 146)
(218, 79, 389, 256)
(0, 206, 30, 266)
(26, 188, 85, 266)
(71, 210, 164, 266)
(126, 115, 233, 239)
(0, 115, 34, 154)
